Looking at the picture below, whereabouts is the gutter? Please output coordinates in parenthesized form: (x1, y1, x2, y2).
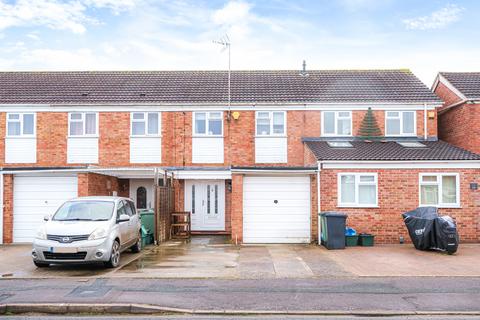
(437, 99, 469, 115)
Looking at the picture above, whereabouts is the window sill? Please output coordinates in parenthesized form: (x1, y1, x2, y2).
(192, 135, 224, 138)
(419, 205, 461, 209)
(321, 134, 353, 137)
(68, 135, 99, 138)
(337, 205, 379, 208)
(255, 135, 287, 138)
(130, 135, 162, 138)
(5, 136, 36, 139)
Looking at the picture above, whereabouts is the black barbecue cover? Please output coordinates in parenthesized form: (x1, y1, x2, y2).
(402, 207, 458, 253)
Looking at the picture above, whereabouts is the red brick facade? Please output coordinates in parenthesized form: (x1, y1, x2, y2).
(320, 168, 480, 244)
(2, 107, 479, 244)
(434, 81, 480, 154)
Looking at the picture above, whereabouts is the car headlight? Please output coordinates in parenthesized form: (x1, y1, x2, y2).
(88, 228, 107, 240)
(35, 227, 47, 240)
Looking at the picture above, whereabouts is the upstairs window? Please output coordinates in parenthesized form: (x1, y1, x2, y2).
(420, 173, 459, 207)
(256, 111, 286, 136)
(6, 113, 35, 137)
(131, 112, 161, 136)
(193, 112, 223, 136)
(385, 111, 416, 136)
(69, 112, 97, 136)
(322, 111, 352, 136)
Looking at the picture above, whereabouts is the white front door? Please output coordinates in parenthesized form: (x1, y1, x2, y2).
(185, 180, 225, 231)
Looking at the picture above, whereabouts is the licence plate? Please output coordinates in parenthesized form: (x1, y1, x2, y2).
(50, 247, 78, 253)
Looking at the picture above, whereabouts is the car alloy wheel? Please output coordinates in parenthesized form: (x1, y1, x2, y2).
(106, 240, 121, 268)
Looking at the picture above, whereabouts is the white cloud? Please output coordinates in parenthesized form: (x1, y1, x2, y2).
(403, 4, 464, 30)
(0, 0, 139, 34)
(0, 0, 89, 34)
(82, 0, 139, 15)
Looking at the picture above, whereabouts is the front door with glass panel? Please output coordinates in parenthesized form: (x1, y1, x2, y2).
(185, 180, 225, 231)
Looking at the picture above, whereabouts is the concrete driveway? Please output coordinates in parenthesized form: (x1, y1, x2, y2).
(1, 236, 479, 279)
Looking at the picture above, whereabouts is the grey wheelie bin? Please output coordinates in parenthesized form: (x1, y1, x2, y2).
(319, 212, 347, 250)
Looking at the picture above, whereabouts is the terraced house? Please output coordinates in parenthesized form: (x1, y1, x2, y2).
(1, 70, 479, 245)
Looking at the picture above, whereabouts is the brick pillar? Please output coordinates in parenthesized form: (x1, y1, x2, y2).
(77, 173, 89, 197)
(310, 174, 319, 243)
(231, 174, 243, 244)
(3, 174, 13, 244)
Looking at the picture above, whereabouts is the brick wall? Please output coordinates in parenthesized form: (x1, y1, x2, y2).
(1, 109, 437, 168)
(320, 168, 480, 244)
(435, 81, 463, 109)
(231, 174, 243, 243)
(78, 173, 122, 197)
(2, 174, 13, 243)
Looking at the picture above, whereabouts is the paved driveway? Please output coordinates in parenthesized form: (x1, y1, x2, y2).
(1, 236, 479, 279)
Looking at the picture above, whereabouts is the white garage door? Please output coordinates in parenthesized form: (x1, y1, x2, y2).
(243, 176, 311, 243)
(13, 176, 78, 243)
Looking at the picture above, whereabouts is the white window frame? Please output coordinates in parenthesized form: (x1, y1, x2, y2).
(130, 112, 162, 137)
(385, 111, 416, 137)
(192, 112, 223, 136)
(255, 111, 286, 136)
(68, 112, 99, 137)
(6, 113, 36, 137)
(321, 111, 352, 137)
(337, 173, 378, 207)
(419, 173, 460, 208)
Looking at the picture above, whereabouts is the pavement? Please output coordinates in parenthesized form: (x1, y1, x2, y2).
(1, 236, 479, 279)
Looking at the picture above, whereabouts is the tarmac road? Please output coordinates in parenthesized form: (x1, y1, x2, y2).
(1, 277, 480, 315)
(2, 316, 480, 320)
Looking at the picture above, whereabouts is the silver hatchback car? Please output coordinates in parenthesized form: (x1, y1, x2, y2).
(32, 196, 142, 268)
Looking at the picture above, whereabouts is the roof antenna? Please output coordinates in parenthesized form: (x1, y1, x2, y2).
(213, 35, 231, 109)
(300, 60, 309, 77)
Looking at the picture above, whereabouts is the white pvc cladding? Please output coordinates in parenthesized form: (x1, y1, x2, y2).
(0, 102, 440, 112)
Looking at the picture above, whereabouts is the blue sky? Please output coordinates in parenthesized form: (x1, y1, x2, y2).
(0, 0, 479, 85)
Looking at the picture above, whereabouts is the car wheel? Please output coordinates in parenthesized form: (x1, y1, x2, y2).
(104, 240, 121, 268)
(34, 261, 50, 268)
(131, 232, 142, 253)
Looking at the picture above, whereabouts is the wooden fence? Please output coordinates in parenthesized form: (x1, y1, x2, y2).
(154, 185, 175, 243)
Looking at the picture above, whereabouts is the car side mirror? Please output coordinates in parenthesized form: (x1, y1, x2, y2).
(117, 214, 130, 223)
(43, 214, 51, 221)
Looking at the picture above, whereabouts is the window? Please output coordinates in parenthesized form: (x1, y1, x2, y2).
(419, 173, 459, 207)
(385, 111, 416, 136)
(256, 111, 286, 136)
(6, 113, 35, 137)
(322, 111, 352, 136)
(123, 200, 134, 216)
(131, 112, 161, 136)
(136, 187, 147, 209)
(338, 173, 377, 207)
(327, 141, 353, 148)
(193, 112, 223, 136)
(69, 112, 98, 136)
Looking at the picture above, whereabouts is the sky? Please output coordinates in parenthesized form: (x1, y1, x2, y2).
(0, 0, 479, 86)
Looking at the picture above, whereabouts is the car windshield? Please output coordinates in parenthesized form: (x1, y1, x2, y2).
(53, 201, 115, 221)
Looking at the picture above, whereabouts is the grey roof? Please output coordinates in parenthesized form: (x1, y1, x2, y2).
(304, 139, 480, 161)
(440, 72, 480, 100)
(0, 70, 440, 105)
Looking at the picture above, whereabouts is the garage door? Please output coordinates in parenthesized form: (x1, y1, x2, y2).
(13, 176, 78, 243)
(243, 176, 311, 243)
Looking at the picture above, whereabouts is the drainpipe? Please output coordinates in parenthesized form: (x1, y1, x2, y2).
(423, 103, 427, 140)
(0, 173, 3, 245)
(317, 162, 322, 244)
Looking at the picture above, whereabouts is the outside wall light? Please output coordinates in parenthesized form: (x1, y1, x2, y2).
(232, 111, 240, 120)
(427, 111, 435, 119)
